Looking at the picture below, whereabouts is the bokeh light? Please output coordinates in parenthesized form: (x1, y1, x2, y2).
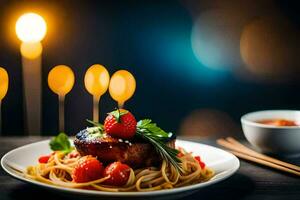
(16, 12, 47, 43)
(84, 64, 110, 97)
(48, 65, 75, 96)
(191, 9, 243, 70)
(179, 109, 241, 138)
(240, 16, 300, 80)
(109, 70, 136, 108)
(20, 42, 42, 59)
(0, 67, 9, 101)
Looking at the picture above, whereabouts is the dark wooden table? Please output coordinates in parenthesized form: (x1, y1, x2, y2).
(0, 137, 299, 200)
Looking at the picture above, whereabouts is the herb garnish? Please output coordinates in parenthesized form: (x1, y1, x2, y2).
(136, 119, 183, 173)
(49, 132, 74, 154)
(86, 119, 104, 130)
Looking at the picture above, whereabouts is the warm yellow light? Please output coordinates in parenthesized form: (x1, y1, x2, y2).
(0, 67, 9, 101)
(109, 70, 136, 108)
(16, 13, 47, 43)
(84, 64, 110, 97)
(20, 42, 42, 59)
(48, 65, 75, 96)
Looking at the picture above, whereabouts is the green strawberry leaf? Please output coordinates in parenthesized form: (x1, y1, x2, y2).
(109, 109, 128, 123)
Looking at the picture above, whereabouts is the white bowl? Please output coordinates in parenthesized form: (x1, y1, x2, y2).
(241, 110, 300, 156)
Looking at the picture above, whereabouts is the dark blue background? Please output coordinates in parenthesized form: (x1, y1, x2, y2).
(0, 0, 300, 136)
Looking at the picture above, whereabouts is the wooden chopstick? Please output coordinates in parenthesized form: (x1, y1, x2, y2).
(229, 150, 300, 176)
(225, 137, 300, 172)
(217, 137, 300, 176)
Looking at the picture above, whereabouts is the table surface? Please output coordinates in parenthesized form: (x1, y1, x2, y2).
(0, 136, 299, 200)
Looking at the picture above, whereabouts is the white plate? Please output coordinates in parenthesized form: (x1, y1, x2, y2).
(1, 139, 239, 200)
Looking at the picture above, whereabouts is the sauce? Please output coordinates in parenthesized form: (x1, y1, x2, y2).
(256, 119, 300, 126)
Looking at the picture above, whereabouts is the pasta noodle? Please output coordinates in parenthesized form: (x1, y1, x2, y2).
(24, 150, 214, 192)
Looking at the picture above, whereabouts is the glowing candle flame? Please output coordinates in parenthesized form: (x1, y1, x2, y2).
(48, 65, 75, 96)
(109, 70, 136, 108)
(0, 67, 9, 101)
(84, 64, 110, 97)
(16, 13, 47, 43)
(0, 67, 8, 134)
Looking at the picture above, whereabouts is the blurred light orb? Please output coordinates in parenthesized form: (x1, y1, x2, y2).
(20, 42, 42, 59)
(84, 64, 110, 97)
(109, 70, 136, 107)
(48, 65, 75, 96)
(180, 109, 241, 138)
(16, 13, 47, 43)
(0, 67, 9, 100)
(240, 16, 299, 79)
(191, 9, 242, 70)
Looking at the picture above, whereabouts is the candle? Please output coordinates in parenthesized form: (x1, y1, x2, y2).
(109, 70, 136, 108)
(15, 12, 47, 135)
(48, 65, 75, 133)
(84, 64, 110, 122)
(0, 67, 8, 135)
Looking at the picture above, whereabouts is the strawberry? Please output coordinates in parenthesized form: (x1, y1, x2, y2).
(104, 109, 137, 139)
(72, 156, 104, 183)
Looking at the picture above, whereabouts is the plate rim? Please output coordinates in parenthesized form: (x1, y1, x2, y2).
(1, 139, 240, 197)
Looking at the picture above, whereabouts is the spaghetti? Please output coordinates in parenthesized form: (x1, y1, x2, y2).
(24, 150, 214, 192)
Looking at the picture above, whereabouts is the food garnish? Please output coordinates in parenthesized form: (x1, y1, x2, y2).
(104, 109, 137, 139)
(49, 132, 74, 154)
(136, 119, 183, 173)
(72, 156, 104, 183)
(194, 156, 206, 169)
(103, 162, 131, 186)
(38, 155, 51, 163)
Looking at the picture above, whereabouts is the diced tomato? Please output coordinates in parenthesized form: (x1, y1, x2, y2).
(194, 156, 201, 163)
(177, 152, 184, 157)
(194, 156, 206, 169)
(38, 155, 51, 163)
(103, 162, 131, 186)
(199, 161, 206, 169)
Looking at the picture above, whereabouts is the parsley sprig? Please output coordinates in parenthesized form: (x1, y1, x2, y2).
(136, 119, 183, 173)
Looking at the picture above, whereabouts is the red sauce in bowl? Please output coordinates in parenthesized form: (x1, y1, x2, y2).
(256, 119, 300, 126)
